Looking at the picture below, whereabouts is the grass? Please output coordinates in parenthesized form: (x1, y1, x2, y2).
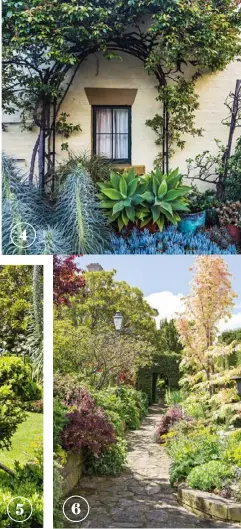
(0, 412, 43, 468)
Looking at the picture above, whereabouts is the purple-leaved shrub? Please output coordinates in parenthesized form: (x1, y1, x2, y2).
(156, 406, 186, 442)
(61, 388, 116, 455)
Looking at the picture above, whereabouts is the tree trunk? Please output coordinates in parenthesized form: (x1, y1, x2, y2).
(0, 461, 16, 477)
(218, 79, 241, 200)
(38, 128, 45, 190)
(29, 133, 40, 183)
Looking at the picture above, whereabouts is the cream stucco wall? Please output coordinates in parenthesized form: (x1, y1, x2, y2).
(2, 52, 240, 183)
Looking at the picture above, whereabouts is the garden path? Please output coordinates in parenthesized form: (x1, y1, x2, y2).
(65, 405, 234, 528)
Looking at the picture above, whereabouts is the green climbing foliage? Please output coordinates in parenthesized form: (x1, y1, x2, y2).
(2, 0, 241, 179)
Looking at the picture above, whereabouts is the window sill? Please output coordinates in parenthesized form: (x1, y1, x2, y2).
(112, 164, 145, 175)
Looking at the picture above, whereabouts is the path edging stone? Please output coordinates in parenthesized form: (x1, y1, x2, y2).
(177, 485, 241, 522)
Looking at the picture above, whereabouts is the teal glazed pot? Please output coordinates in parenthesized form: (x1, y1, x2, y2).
(178, 210, 206, 235)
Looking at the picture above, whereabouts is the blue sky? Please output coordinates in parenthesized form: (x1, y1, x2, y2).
(77, 256, 241, 331)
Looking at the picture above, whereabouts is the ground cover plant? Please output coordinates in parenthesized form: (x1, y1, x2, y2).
(0, 265, 43, 528)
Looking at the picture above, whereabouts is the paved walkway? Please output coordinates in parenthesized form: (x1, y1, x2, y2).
(65, 405, 234, 528)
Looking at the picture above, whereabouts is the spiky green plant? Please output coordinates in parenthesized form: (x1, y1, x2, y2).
(139, 168, 191, 231)
(2, 154, 112, 254)
(28, 265, 43, 380)
(98, 168, 148, 231)
(2, 154, 52, 254)
(54, 166, 112, 253)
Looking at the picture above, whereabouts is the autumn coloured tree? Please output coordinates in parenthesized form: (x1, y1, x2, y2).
(176, 256, 239, 412)
(53, 255, 85, 307)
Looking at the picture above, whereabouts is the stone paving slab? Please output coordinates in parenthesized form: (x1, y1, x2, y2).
(63, 405, 237, 528)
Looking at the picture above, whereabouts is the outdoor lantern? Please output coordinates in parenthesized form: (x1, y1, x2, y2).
(113, 311, 123, 331)
(232, 376, 241, 398)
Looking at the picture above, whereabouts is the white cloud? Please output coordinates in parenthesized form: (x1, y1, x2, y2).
(218, 312, 241, 333)
(146, 291, 241, 333)
(145, 291, 184, 328)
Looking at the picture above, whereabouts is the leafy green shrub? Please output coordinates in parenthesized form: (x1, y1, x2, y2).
(0, 356, 41, 449)
(187, 460, 234, 492)
(166, 429, 221, 486)
(0, 447, 43, 527)
(92, 386, 148, 431)
(85, 437, 127, 476)
(114, 386, 148, 429)
(53, 399, 69, 450)
(224, 430, 241, 466)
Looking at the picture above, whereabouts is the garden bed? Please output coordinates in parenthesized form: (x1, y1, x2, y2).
(178, 486, 241, 522)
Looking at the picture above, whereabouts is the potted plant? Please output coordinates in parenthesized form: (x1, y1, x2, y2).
(178, 187, 217, 235)
(215, 201, 241, 244)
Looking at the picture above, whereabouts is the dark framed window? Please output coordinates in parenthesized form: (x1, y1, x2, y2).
(93, 105, 131, 163)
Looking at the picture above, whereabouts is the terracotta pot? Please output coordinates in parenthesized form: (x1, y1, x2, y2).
(226, 224, 241, 244)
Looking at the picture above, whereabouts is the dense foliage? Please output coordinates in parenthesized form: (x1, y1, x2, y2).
(53, 255, 85, 307)
(0, 265, 33, 354)
(176, 256, 239, 417)
(0, 448, 43, 527)
(0, 356, 41, 450)
(99, 168, 191, 231)
(3, 0, 241, 179)
(2, 155, 112, 254)
(54, 382, 149, 478)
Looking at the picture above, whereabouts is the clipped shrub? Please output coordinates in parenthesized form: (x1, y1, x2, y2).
(156, 406, 186, 442)
(187, 460, 234, 492)
(85, 437, 127, 476)
(109, 226, 237, 254)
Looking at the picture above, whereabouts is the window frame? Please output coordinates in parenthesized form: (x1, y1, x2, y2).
(92, 105, 132, 164)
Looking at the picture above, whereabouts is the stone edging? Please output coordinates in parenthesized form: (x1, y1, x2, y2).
(177, 486, 241, 522)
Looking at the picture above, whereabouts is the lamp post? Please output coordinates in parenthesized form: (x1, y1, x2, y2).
(113, 311, 123, 331)
(232, 376, 241, 398)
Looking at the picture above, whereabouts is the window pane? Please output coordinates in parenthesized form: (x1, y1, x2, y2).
(113, 109, 128, 134)
(96, 109, 112, 133)
(96, 133, 112, 158)
(114, 133, 128, 159)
